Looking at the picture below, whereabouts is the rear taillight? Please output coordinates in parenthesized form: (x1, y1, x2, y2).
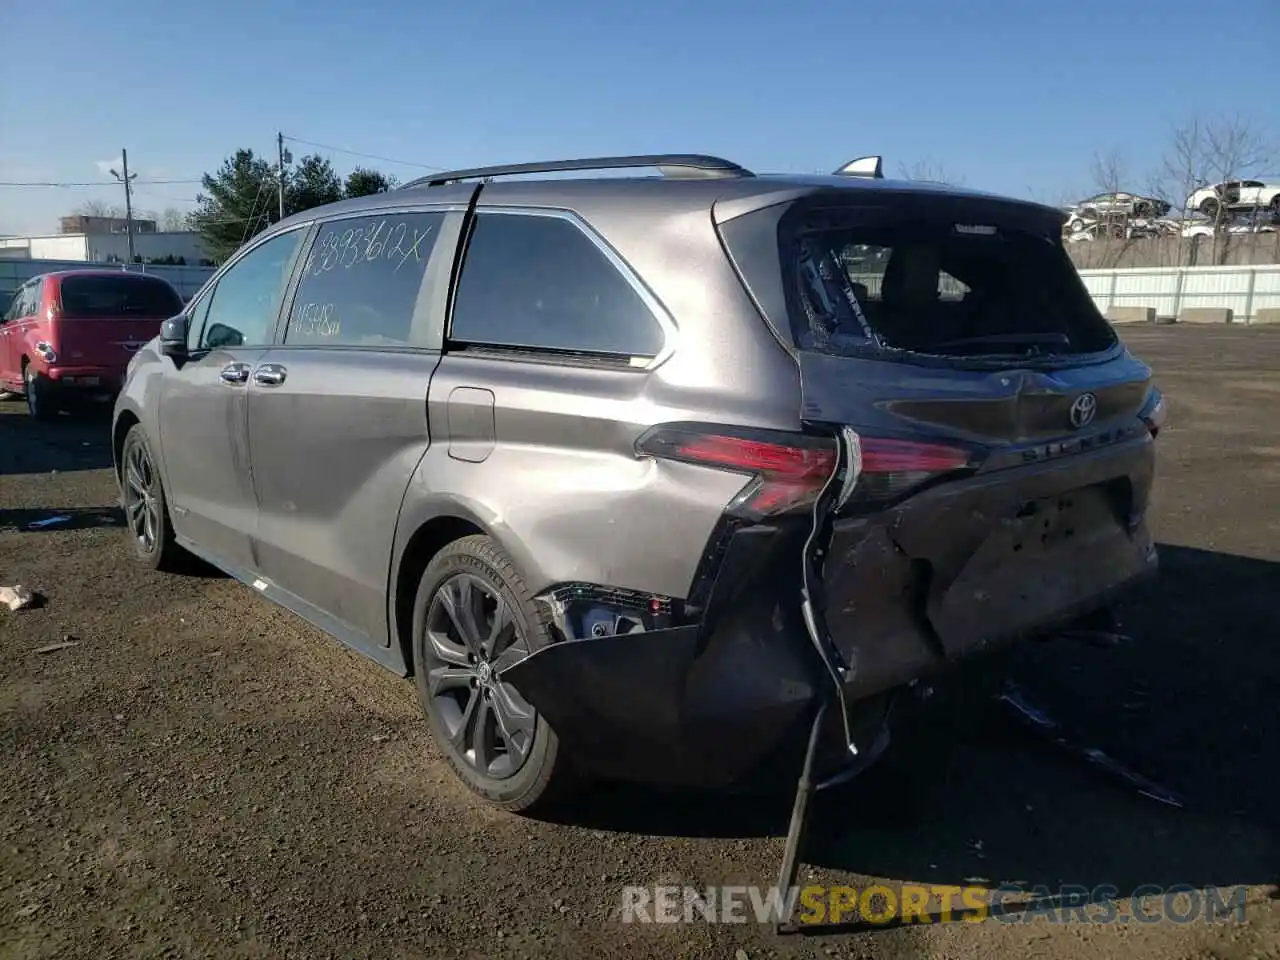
(636, 424, 976, 519)
(636, 424, 837, 518)
(845, 437, 975, 508)
(1139, 387, 1166, 438)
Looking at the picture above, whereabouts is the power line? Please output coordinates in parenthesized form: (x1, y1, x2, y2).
(0, 178, 202, 187)
(240, 173, 271, 245)
(128, 184, 200, 203)
(280, 134, 444, 172)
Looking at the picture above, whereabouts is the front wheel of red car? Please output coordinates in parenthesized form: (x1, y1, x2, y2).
(412, 534, 577, 813)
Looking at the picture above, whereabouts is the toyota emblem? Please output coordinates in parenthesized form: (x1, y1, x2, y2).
(1069, 392, 1098, 429)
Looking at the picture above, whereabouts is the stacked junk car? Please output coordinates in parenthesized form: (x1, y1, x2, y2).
(1063, 185, 1279, 242)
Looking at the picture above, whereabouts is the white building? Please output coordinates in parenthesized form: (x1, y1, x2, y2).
(0, 225, 211, 265)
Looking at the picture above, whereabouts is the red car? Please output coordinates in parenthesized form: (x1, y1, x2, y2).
(0, 270, 185, 419)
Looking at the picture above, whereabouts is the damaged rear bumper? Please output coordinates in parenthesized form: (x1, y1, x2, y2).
(824, 433, 1159, 700)
(503, 585, 828, 789)
(503, 435, 1158, 791)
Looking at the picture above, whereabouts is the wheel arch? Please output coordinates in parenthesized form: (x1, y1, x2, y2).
(112, 408, 141, 482)
(389, 498, 541, 678)
(111, 401, 175, 510)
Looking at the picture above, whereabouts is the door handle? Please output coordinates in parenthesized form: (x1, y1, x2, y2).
(253, 363, 287, 387)
(219, 362, 251, 385)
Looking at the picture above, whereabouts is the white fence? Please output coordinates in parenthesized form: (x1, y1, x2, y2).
(0, 258, 215, 304)
(1077, 264, 1280, 322)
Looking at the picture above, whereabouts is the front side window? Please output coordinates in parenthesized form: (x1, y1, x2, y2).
(285, 212, 443, 347)
(185, 290, 213, 352)
(197, 229, 305, 350)
(450, 212, 664, 358)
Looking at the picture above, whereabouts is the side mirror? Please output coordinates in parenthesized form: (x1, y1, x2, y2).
(159, 315, 189, 364)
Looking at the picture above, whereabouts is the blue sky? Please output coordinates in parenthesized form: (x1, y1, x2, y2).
(2, 0, 1277, 235)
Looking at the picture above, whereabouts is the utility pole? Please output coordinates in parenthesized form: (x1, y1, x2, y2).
(110, 149, 138, 263)
(277, 132, 289, 219)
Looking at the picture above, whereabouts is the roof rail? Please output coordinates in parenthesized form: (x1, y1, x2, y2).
(832, 155, 884, 179)
(400, 154, 754, 189)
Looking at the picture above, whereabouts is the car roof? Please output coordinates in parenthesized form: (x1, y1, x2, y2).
(267, 160, 1066, 235)
(41, 269, 176, 282)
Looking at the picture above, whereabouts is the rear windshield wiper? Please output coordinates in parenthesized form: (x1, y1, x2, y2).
(927, 333, 1072, 351)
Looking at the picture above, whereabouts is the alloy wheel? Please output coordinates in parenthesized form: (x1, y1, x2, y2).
(122, 440, 160, 553)
(422, 573, 537, 780)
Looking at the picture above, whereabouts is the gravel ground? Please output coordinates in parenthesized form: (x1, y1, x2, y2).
(2, 325, 1278, 960)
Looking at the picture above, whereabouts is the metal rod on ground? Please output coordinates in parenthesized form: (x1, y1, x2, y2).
(774, 695, 830, 935)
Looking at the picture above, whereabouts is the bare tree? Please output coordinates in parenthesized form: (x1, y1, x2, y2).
(1086, 149, 1138, 267)
(1155, 116, 1273, 264)
(1151, 119, 1212, 265)
(159, 207, 189, 232)
(1204, 119, 1268, 207)
(1031, 185, 1081, 210)
(72, 199, 124, 219)
(899, 157, 965, 186)
(1089, 149, 1128, 193)
(1159, 119, 1206, 213)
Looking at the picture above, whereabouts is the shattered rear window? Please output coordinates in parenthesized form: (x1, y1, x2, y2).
(791, 218, 1116, 360)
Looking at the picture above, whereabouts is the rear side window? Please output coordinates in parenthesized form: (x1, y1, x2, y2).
(4, 282, 35, 320)
(24, 283, 41, 317)
(6, 281, 40, 320)
(285, 212, 444, 347)
(59, 275, 183, 319)
(450, 212, 664, 358)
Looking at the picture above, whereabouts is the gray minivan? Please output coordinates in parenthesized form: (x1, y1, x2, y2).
(112, 154, 1165, 812)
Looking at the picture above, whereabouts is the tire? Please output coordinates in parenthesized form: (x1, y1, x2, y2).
(1199, 197, 1220, 221)
(119, 424, 184, 572)
(24, 365, 57, 421)
(411, 534, 576, 812)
